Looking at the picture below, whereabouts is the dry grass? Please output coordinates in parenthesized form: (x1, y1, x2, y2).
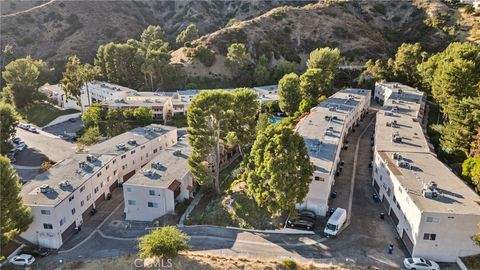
(54, 252, 372, 270)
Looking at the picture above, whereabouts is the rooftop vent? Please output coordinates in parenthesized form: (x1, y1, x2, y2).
(397, 160, 411, 169)
(392, 153, 403, 160)
(151, 162, 163, 170)
(332, 116, 338, 120)
(392, 132, 402, 143)
(40, 184, 50, 193)
(173, 150, 182, 156)
(143, 170, 155, 177)
(79, 161, 86, 169)
(127, 139, 137, 146)
(325, 116, 331, 121)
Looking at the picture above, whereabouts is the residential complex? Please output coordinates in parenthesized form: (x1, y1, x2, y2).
(296, 88, 371, 215)
(20, 125, 177, 249)
(123, 139, 194, 221)
(372, 82, 480, 262)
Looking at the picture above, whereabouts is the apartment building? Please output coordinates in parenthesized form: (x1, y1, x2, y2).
(296, 88, 371, 215)
(372, 82, 480, 262)
(39, 81, 136, 111)
(20, 125, 177, 249)
(123, 140, 194, 221)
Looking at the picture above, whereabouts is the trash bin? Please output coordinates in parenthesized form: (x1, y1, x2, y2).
(380, 213, 385, 219)
(330, 191, 337, 199)
(387, 244, 394, 254)
(372, 194, 379, 202)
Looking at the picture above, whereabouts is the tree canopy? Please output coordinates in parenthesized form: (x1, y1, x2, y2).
(176, 24, 199, 46)
(226, 43, 249, 73)
(278, 73, 301, 116)
(138, 226, 190, 258)
(0, 155, 33, 245)
(0, 103, 18, 155)
(241, 123, 314, 215)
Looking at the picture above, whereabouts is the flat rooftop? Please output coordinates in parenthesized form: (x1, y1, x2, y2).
(378, 151, 480, 214)
(296, 88, 369, 174)
(86, 124, 176, 156)
(21, 153, 115, 206)
(375, 84, 431, 153)
(102, 97, 172, 107)
(125, 140, 192, 188)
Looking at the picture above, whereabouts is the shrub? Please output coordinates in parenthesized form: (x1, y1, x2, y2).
(373, 3, 386, 15)
(281, 259, 297, 270)
(40, 161, 54, 172)
(195, 46, 216, 67)
(465, 4, 475, 14)
(138, 226, 190, 258)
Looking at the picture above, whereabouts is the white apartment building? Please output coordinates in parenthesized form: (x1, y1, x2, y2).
(296, 88, 371, 215)
(39, 81, 136, 111)
(20, 124, 177, 249)
(123, 140, 195, 221)
(372, 82, 480, 262)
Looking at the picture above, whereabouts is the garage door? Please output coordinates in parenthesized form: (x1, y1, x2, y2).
(61, 222, 76, 242)
(373, 180, 380, 194)
(402, 230, 414, 255)
(109, 180, 118, 192)
(123, 170, 136, 181)
(95, 194, 105, 208)
(82, 204, 93, 221)
(390, 209, 399, 226)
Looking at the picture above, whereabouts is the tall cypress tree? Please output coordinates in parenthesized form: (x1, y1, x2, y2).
(0, 155, 32, 245)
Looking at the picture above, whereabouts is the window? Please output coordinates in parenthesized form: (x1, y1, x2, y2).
(128, 200, 136, 206)
(41, 210, 51, 215)
(114, 170, 118, 176)
(141, 145, 146, 149)
(153, 149, 158, 154)
(121, 154, 126, 159)
(131, 150, 136, 154)
(100, 182, 104, 188)
(71, 208, 76, 215)
(375, 168, 378, 174)
(81, 200, 84, 207)
(87, 194, 91, 201)
(423, 233, 436, 241)
(43, 223, 53, 230)
(132, 160, 135, 165)
(80, 186, 85, 192)
(107, 176, 111, 182)
(97, 172, 102, 177)
(122, 165, 127, 170)
(113, 159, 117, 164)
(393, 196, 397, 204)
(69, 195, 75, 202)
(314, 176, 324, 181)
(106, 165, 109, 170)
(126, 187, 132, 192)
(94, 187, 99, 193)
(148, 202, 159, 208)
(149, 190, 155, 196)
(59, 217, 66, 226)
(426, 217, 439, 223)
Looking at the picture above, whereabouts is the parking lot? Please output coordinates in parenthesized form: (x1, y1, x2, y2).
(42, 116, 83, 139)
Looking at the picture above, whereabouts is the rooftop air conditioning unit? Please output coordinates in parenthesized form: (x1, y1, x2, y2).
(79, 161, 86, 168)
(116, 144, 126, 150)
(40, 184, 50, 193)
(127, 139, 137, 146)
(86, 154, 95, 163)
(59, 181, 70, 188)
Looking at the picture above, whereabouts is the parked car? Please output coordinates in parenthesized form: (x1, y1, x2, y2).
(12, 137, 23, 144)
(403, 257, 439, 270)
(21, 246, 50, 257)
(68, 117, 78, 122)
(9, 254, 35, 266)
(287, 218, 315, 230)
(15, 143, 27, 151)
(28, 126, 38, 133)
(296, 209, 316, 220)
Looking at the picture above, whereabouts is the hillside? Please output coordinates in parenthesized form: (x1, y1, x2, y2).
(171, 0, 461, 81)
(0, 0, 311, 68)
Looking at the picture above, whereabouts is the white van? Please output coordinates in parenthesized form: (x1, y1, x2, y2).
(324, 208, 347, 237)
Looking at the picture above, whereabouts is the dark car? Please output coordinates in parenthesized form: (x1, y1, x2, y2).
(287, 218, 315, 230)
(296, 209, 316, 220)
(21, 246, 50, 257)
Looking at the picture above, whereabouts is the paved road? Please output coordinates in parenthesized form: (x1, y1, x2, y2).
(15, 127, 76, 163)
(42, 117, 83, 138)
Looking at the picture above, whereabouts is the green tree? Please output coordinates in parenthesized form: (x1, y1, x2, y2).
(299, 68, 324, 103)
(2, 57, 40, 107)
(226, 43, 249, 73)
(187, 91, 234, 193)
(133, 106, 154, 126)
(0, 155, 33, 245)
(78, 126, 100, 146)
(256, 113, 270, 135)
(254, 55, 270, 85)
(358, 59, 391, 88)
(0, 103, 18, 154)
(82, 103, 105, 129)
(387, 43, 425, 87)
(61, 56, 99, 111)
(305, 47, 340, 93)
(271, 60, 297, 82)
(176, 24, 199, 46)
(241, 124, 314, 215)
(138, 226, 190, 258)
(227, 88, 259, 156)
(278, 73, 301, 116)
(194, 46, 216, 67)
(106, 108, 129, 137)
(462, 156, 480, 188)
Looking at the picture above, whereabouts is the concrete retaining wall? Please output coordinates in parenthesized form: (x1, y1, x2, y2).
(457, 257, 469, 270)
